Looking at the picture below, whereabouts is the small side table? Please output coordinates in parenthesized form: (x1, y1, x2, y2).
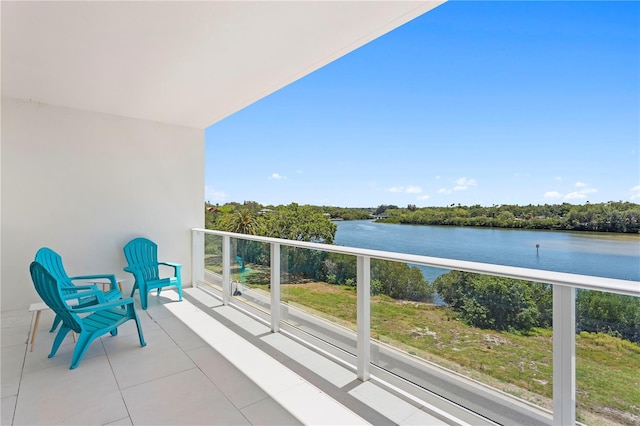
(28, 302, 76, 352)
(86, 277, 126, 294)
(28, 302, 48, 352)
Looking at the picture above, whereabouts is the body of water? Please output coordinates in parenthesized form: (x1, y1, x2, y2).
(334, 220, 640, 284)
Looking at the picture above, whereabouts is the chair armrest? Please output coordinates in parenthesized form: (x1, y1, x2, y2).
(61, 285, 102, 298)
(61, 284, 100, 292)
(71, 297, 136, 313)
(69, 274, 118, 290)
(159, 262, 182, 276)
(60, 285, 105, 306)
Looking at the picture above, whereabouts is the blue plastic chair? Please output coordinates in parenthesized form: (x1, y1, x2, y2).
(35, 247, 123, 332)
(123, 238, 183, 310)
(29, 261, 146, 369)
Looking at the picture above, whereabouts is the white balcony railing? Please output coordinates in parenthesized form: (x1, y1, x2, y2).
(191, 228, 639, 426)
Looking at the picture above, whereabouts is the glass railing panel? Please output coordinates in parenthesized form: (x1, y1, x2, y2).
(279, 246, 358, 356)
(203, 233, 223, 291)
(575, 291, 640, 425)
(228, 238, 272, 314)
(370, 265, 554, 424)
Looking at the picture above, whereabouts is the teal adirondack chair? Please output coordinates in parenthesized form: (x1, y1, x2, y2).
(29, 261, 146, 369)
(35, 247, 123, 332)
(123, 238, 183, 309)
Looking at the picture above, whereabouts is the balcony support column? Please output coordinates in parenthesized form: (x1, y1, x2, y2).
(553, 284, 576, 426)
(222, 235, 231, 305)
(270, 243, 281, 333)
(357, 255, 370, 381)
(191, 230, 204, 288)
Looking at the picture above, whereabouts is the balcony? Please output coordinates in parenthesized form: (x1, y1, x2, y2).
(3, 287, 484, 425)
(3, 230, 638, 425)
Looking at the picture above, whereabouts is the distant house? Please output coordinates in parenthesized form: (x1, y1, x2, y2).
(258, 208, 273, 215)
(370, 214, 389, 220)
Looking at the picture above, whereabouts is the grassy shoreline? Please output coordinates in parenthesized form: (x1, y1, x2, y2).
(278, 280, 639, 425)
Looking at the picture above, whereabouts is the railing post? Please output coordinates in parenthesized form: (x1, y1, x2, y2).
(222, 235, 231, 305)
(357, 255, 371, 381)
(553, 284, 576, 426)
(191, 230, 204, 288)
(270, 243, 281, 332)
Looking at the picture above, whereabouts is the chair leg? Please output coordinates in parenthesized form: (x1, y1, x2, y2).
(49, 315, 62, 332)
(140, 291, 148, 310)
(133, 314, 146, 347)
(70, 332, 94, 370)
(49, 326, 72, 358)
(130, 282, 139, 298)
(176, 283, 183, 301)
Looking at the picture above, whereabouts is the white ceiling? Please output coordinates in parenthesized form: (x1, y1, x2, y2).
(2, 1, 444, 129)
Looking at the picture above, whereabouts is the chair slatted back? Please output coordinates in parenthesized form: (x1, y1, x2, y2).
(30, 261, 83, 333)
(35, 247, 76, 296)
(123, 238, 160, 281)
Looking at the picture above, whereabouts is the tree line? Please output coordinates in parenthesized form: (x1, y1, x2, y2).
(205, 201, 639, 343)
(376, 201, 640, 233)
(434, 271, 639, 342)
(205, 201, 432, 300)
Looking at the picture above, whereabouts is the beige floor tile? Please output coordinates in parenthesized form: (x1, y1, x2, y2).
(1, 345, 26, 398)
(1, 395, 17, 425)
(122, 368, 250, 425)
(103, 328, 194, 389)
(13, 355, 128, 425)
(240, 397, 302, 426)
(187, 345, 269, 409)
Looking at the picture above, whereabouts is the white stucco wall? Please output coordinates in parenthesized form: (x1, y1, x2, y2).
(1, 98, 204, 312)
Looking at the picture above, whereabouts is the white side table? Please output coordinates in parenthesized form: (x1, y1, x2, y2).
(86, 277, 126, 293)
(28, 302, 48, 352)
(28, 302, 77, 352)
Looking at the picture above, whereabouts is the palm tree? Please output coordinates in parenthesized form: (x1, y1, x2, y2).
(226, 210, 259, 292)
(227, 211, 259, 235)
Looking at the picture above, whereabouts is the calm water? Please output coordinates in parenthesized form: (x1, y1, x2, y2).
(334, 220, 640, 283)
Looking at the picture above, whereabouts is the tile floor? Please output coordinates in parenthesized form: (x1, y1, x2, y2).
(1, 287, 459, 425)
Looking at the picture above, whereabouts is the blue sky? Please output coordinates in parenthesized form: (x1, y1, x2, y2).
(205, 1, 639, 208)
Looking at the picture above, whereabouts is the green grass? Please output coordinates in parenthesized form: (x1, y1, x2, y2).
(279, 281, 640, 425)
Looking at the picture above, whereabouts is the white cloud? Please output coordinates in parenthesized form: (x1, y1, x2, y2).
(631, 185, 640, 200)
(555, 183, 597, 201)
(269, 173, 286, 180)
(437, 177, 476, 194)
(417, 194, 430, 200)
(388, 185, 422, 194)
(565, 192, 586, 200)
(554, 176, 562, 181)
(456, 177, 477, 186)
(205, 186, 227, 203)
(296, 170, 303, 174)
(544, 191, 563, 199)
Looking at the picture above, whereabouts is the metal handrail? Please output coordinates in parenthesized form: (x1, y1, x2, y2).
(191, 228, 639, 296)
